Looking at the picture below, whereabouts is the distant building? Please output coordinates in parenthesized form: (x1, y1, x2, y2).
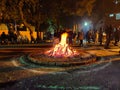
(0, 23, 8, 34)
(0, 23, 37, 42)
(93, 0, 120, 27)
(102, 0, 120, 27)
(106, 13, 120, 27)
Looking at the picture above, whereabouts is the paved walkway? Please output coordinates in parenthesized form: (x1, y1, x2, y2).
(0, 43, 120, 90)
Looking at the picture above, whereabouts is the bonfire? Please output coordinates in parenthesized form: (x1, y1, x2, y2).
(45, 32, 79, 57)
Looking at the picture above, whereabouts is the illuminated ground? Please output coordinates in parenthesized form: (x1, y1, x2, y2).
(0, 43, 120, 90)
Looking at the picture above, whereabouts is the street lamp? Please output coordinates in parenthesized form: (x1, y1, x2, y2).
(84, 22, 88, 26)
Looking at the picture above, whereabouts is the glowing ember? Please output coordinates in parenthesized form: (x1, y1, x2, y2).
(45, 33, 79, 57)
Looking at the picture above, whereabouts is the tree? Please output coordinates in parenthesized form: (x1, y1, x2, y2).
(19, 0, 48, 41)
(0, 0, 96, 41)
(0, 0, 47, 41)
(44, 0, 96, 31)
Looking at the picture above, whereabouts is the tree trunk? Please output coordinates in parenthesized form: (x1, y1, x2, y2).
(36, 22, 41, 42)
(18, 0, 34, 41)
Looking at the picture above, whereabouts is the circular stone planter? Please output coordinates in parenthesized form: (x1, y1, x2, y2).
(27, 50, 96, 67)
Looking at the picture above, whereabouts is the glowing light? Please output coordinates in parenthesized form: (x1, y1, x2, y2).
(115, 0, 118, 4)
(60, 33, 68, 45)
(109, 14, 114, 17)
(84, 22, 88, 26)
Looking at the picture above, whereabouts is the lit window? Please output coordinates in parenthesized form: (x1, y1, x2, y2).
(109, 14, 114, 17)
(116, 13, 120, 20)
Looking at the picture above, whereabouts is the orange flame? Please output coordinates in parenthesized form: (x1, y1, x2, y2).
(45, 32, 79, 57)
(60, 33, 68, 45)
